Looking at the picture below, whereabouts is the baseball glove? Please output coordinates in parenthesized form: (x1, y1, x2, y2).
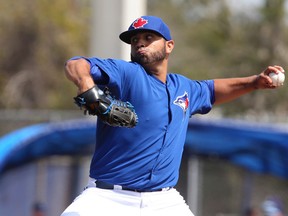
(74, 85, 138, 128)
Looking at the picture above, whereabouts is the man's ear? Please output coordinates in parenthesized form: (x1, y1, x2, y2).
(166, 40, 174, 54)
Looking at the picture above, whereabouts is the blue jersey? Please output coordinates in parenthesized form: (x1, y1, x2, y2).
(72, 57, 215, 191)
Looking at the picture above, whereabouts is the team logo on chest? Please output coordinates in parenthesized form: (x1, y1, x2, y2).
(173, 91, 189, 113)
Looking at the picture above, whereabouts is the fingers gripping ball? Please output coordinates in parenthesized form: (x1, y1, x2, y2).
(74, 85, 138, 128)
(269, 71, 285, 87)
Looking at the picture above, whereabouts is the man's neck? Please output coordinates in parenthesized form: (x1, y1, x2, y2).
(143, 61, 168, 83)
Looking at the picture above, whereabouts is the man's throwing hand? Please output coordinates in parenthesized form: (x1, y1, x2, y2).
(255, 65, 285, 89)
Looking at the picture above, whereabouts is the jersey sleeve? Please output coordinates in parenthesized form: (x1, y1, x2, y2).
(66, 56, 109, 84)
(189, 79, 215, 116)
(69, 56, 139, 98)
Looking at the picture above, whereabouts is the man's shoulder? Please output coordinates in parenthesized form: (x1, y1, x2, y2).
(168, 73, 190, 82)
(110, 59, 143, 69)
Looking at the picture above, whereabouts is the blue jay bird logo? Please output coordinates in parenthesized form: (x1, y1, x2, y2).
(173, 92, 189, 113)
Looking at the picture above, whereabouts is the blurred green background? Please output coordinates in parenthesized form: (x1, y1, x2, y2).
(0, 1, 287, 216)
(0, 0, 287, 116)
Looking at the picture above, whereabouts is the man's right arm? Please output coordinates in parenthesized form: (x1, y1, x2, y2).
(65, 58, 95, 95)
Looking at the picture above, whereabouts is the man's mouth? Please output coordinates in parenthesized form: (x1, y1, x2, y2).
(137, 48, 147, 55)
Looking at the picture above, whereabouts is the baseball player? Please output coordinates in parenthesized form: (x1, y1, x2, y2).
(61, 16, 284, 216)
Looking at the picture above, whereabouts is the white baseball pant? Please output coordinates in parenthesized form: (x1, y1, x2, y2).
(60, 179, 194, 216)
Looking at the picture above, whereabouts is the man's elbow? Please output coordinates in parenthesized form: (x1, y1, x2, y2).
(64, 58, 90, 81)
(64, 60, 75, 81)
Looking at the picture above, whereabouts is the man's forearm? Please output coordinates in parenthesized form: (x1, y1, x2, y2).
(65, 58, 95, 94)
(214, 75, 258, 105)
(213, 65, 285, 105)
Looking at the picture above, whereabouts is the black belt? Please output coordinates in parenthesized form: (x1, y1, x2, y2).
(94, 180, 171, 192)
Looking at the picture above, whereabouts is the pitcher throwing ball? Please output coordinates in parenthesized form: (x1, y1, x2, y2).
(61, 16, 284, 216)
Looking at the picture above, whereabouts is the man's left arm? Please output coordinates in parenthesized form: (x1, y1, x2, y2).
(214, 65, 285, 105)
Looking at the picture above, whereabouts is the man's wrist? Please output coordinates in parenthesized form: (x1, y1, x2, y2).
(252, 75, 260, 89)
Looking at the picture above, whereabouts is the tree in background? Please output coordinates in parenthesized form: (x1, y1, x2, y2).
(0, 0, 90, 109)
(0, 0, 287, 121)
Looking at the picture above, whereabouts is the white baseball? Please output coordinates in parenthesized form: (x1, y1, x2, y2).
(269, 72, 285, 86)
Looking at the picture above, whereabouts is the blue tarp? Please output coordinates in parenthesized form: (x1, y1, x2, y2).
(0, 118, 288, 179)
(186, 119, 288, 179)
(0, 119, 96, 172)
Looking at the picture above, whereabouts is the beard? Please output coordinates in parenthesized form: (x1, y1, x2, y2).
(131, 45, 167, 66)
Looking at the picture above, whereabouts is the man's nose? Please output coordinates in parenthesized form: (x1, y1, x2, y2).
(136, 39, 145, 48)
